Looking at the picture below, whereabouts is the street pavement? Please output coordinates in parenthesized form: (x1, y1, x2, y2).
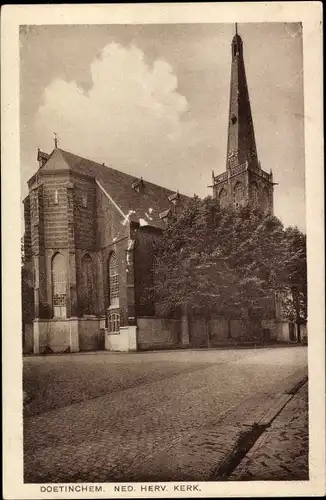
(230, 381, 308, 481)
(23, 347, 307, 483)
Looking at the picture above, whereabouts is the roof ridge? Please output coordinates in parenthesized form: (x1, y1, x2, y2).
(58, 148, 188, 197)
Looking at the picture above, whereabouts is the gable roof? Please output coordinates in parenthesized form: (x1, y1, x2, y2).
(39, 148, 189, 229)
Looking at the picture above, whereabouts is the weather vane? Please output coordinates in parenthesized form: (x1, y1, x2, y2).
(54, 132, 59, 148)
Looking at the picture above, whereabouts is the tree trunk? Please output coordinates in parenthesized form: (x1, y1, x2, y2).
(293, 288, 301, 343)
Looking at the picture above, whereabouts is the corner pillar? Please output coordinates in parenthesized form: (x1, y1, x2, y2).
(33, 319, 40, 355)
(69, 251, 78, 317)
(69, 318, 79, 352)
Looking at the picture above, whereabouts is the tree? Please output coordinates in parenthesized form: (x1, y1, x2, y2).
(280, 227, 307, 340)
(150, 196, 304, 337)
(21, 237, 34, 334)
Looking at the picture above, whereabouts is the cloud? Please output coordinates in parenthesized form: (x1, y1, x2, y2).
(35, 43, 195, 186)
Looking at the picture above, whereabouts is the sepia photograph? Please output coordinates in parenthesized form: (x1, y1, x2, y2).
(2, 3, 324, 499)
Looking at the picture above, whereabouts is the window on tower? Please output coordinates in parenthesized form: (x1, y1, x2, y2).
(233, 182, 244, 207)
(219, 188, 228, 209)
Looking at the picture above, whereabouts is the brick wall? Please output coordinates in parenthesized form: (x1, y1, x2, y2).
(30, 185, 45, 255)
(23, 196, 32, 261)
(96, 184, 129, 324)
(73, 176, 97, 250)
(42, 176, 69, 249)
(96, 184, 128, 248)
(137, 317, 180, 350)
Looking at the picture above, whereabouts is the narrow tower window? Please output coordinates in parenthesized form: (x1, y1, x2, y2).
(233, 182, 244, 206)
(52, 252, 67, 318)
(108, 252, 119, 307)
(54, 189, 59, 205)
(219, 188, 228, 209)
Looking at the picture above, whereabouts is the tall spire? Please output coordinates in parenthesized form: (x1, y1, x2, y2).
(226, 26, 258, 170)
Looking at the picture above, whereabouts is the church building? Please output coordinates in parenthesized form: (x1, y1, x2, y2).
(23, 146, 189, 353)
(23, 26, 297, 354)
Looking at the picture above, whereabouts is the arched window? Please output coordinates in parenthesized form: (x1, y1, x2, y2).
(219, 188, 228, 209)
(108, 313, 120, 333)
(233, 182, 244, 206)
(81, 254, 95, 314)
(251, 183, 259, 207)
(262, 187, 270, 213)
(52, 252, 67, 318)
(108, 252, 119, 307)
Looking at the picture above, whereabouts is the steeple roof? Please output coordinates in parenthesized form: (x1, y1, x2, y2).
(226, 25, 258, 170)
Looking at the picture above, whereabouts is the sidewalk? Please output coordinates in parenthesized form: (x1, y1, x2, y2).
(230, 381, 308, 480)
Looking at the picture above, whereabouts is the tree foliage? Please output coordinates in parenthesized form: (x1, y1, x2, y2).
(21, 237, 34, 326)
(151, 196, 307, 323)
(279, 227, 307, 324)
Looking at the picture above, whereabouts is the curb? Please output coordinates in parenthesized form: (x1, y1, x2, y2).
(209, 375, 308, 480)
(23, 343, 306, 358)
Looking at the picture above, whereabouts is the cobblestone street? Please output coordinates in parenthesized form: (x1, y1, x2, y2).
(23, 346, 308, 482)
(230, 381, 309, 480)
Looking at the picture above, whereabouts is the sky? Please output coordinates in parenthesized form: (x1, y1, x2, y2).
(20, 23, 305, 230)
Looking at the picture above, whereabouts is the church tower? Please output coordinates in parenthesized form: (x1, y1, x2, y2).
(212, 25, 275, 214)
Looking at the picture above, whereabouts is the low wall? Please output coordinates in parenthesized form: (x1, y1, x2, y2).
(32, 317, 102, 354)
(211, 317, 229, 343)
(105, 326, 137, 352)
(275, 321, 291, 342)
(230, 319, 250, 339)
(190, 317, 270, 346)
(78, 318, 101, 351)
(189, 317, 208, 347)
(34, 319, 72, 353)
(137, 317, 180, 350)
(261, 319, 278, 340)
